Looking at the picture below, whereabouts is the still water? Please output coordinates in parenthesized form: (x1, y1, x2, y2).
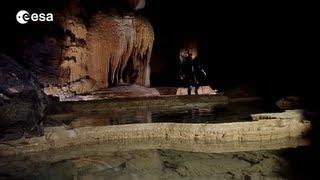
(0, 145, 316, 179)
(46, 102, 272, 128)
(0, 101, 315, 179)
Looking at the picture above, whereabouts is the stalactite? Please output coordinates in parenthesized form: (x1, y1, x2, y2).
(23, 9, 154, 95)
(87, 12, 135, 87)
(131, 16, 154, 87)
(87, 12, 154, 88)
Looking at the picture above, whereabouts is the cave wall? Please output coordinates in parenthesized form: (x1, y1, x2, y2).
(22, 0, 154, 95)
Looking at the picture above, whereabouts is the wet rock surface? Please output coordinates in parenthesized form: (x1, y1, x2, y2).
(0, 54, 48, 139)
(0, 118, 310, 155)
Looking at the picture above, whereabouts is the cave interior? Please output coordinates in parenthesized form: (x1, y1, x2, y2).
(0, 0, 316, 102)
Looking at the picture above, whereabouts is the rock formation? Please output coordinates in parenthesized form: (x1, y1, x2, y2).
(23, 1, 154, 96)
(251, 109, 304, 121)
(176, 86, 217, 95)
(0, 54, 48, 132)
(0, 117, 311, 155)
(86, 12, 154, 88)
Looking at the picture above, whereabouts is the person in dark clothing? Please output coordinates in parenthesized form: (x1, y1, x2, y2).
(179, 52, 208, 95)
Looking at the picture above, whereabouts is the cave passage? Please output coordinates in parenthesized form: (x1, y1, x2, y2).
(0, 1, 318, 179)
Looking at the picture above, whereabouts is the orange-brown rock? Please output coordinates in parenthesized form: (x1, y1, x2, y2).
(24, 10, 154, 97)
(87, 13, 154, 88)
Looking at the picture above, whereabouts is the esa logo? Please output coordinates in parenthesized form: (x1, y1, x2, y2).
(16, 10, 53, 24)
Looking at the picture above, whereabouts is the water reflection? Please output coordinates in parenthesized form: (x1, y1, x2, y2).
(0, 100, 309, 179)
(0, 144, 309, 179)
(46, 102, 270, 128)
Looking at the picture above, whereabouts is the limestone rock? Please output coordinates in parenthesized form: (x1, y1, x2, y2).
(97, 84, 159, 97)
(251, 109, 304, 121)
(87, 12, 154, 88)
(44, 76, 100, 99)
(0, 118, 311, 155)
(86, 12, 135, 87)
(0, 54, 48, 129)
(23, 10, 154, 97)
(43, 85, 75, 99)
(131, 15, 154, 86)
(176, 86, 217, 95)
(68, 77, 100, 94)
(59, 16, 89, 84)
